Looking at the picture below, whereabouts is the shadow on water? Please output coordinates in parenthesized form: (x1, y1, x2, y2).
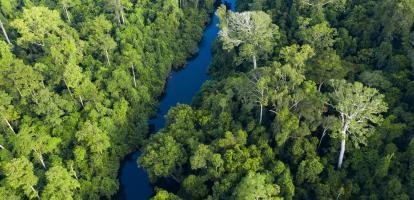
(115, 0, 236, 199)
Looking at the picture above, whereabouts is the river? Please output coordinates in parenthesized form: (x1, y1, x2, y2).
(116, 0, 236, 199)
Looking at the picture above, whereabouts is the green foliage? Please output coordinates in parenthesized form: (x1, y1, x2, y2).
(0, 0, 215, 198)
(307, 50, 347, 87)
(11, 7, 65, 47)
(190, 144, 213, 169)
(180, 175, 208, 199)
(297, 20, 337, 51)
(2, 0, 413, 199)
(138, 133, 187, 181)
(42, 165, 80, 200)
(329, 79, 388, 146)
(142, 0, 414, 198)
(152, 189, 182, 200)
(217, 6, 280, 69)
(3, 157, 39, 199)
(297, 158, 324, 184)
(76, 121, 110, 154)
(0, 91, 18, 133)
(274, 107, 300, 146)
(232, 172, 282, 200)
(280, 44, 315, 70)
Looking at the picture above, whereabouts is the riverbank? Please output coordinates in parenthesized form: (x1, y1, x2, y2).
(116, 0, 236, 199)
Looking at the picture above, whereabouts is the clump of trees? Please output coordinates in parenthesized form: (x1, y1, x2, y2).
(139, 0, 414, 199)
(0, 0, 216, 198)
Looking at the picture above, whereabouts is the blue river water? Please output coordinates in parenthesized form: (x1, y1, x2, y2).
(116, 1, 236, 199)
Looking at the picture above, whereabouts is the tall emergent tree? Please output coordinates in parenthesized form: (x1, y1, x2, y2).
(328, 79, 388, 168)
(217, 6, 278, 70)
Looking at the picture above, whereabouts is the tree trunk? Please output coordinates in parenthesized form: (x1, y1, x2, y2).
(259, 103, 263, 124)
(121, 11, 125, 24)
(170, 173, 180, 182)
(63, 79, 74, 100)
(1, 113, 16, 134)
(337, 137, 346, 168)
(120, 3, 125, 25)
(336, 192, 342, 200)
(318, 129, 327, 149)
(252, 55, 257, 70)
(36, 150, 46, 169)
(318, 82, 324, 91)
(73, 170, 78, 179)
(13, 80, 23, 97)
(131, 65, 137, 87)
(105, 50, 111, 66)
(16, 86, 23, 97)
(69, 163, 78, 179)
(0, 144, 4, 149)
(79, 95, 84, 108)
(30, 186, 40, 199)
(115, 10, 121, 24)
(114, 0, 120, 24)
(63, 6, 71, 23)
(0, 19, 11, 44)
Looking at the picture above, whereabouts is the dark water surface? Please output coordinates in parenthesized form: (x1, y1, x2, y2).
(117, 1, 236, 199)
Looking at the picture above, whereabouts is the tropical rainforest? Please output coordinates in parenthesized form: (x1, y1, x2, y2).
(0, 0, 215, 199)
(139, 0, 414, 199)
(0, 0, 414, 200)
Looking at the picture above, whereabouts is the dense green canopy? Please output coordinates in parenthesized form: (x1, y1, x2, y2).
(0, 0, 215, 198)
(140, 0, 414, 199)
(1, 0, 413, 199)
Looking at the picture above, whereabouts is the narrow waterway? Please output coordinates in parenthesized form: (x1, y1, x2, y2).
(116, 1, 236, 199)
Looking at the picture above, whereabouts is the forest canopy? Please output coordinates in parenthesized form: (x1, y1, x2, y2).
(0, 0, 216, 199)
(1, 0, 414, 199)
(139, 0, 414, 199)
